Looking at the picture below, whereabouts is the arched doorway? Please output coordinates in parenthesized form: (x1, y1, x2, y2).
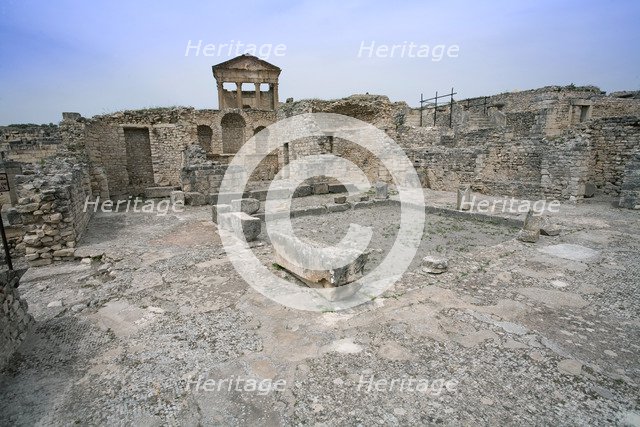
(221, 113, 246, 154)
(197, 125, 213, 154)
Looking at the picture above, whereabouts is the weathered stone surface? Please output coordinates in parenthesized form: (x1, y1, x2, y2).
(334, 196, 347, 204)
(231, 198, 260, 215)
(523, 209, 543, 231)
(218, 212, 261, 242)
(185, 192, 206, 206)
(517, 229, 539, 243)
(540, 216, 560, 236)
(271, 231, 367, 288)
(353, 200, 374, 210)
(374, 182, 388, 199)
(0, 271, 35, 370)
(583, 182, 596, 198)
(456, 185, 471, 211)
(52, 248, 75, 257)
(211, 204, 231, 223)
(170, 191, 185, 204)
(326, 202, 350, 213)
(290, 205, 327, 218)
(293, 185, 312, 198)
(422, 256, 448, 274)
(538, 244, 600, 262)
(329, 184, 347, 193)
(145, 186, 175, 199)
(313, 183, 329, 195)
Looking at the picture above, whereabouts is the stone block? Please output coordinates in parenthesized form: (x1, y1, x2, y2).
(374, 182, 388, 199)
(456, 185, 471, 211)
(290, 205, 327, 218)
(540, 216, 560, 236)
(517, 229, 539, 243)
(523, 209, 542, 232)
(422, 256, 448, 274)
(293, 185, 312, 198)
(353, 200, 374, 210)
(313, 183, 329, 195)
(270, 231, 367, 288)
(170, 191, 185, 204)
(52, 248, 75, 257)
(329, 184, 347, 193)
(584, 182, 596, 198)
(211, 204, 231, 223)
(231, 198, 260, 215)
(218, 212, 261, 242)
(326, 203, 351, 213)
(145, 186, 176, 199)
(185, 192, 206, 206)
(334, 196, 347, 204)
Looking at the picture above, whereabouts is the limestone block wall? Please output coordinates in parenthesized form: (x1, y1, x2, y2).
(582, 117, 640, 196)
(0, 270, 34, 370)
(12, 156, 94, 266)
(619, 150, 640, 209)
(63, 108, 278, 196)
(0, 124, 62, 163)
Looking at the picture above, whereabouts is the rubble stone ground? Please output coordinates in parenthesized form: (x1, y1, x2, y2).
(0, 190, 638, 425)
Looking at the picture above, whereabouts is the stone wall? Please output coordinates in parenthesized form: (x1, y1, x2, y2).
(0, 270, 34, 370)
(0, 124, 62, 163)
(619, 150, 640, 209)
(63, 108, 277, 197)
(9, 155, 95, 266)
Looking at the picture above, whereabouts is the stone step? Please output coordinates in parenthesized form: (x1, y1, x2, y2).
(144, 186, 179, 199)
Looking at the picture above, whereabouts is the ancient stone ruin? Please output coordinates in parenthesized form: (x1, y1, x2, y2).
(1, 54, 639, 425)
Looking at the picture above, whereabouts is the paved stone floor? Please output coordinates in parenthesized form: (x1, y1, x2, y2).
(0, 191, 639, 426)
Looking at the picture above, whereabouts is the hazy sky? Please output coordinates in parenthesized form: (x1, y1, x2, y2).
(1, 0, 639, 124)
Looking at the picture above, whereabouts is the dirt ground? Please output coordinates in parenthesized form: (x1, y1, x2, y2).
(0, 190, 639, 426)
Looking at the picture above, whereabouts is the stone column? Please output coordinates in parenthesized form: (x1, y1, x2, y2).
(217, 81, 224, 109)
(236, 82, 243, 108)
(272, 82, 279, 109)
(254, 83, 261, 109)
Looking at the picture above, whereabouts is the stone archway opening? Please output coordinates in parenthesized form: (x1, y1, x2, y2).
(221, 113, 246, 154)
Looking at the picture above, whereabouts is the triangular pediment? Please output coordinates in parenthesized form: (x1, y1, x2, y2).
(212, 54, 281, 72)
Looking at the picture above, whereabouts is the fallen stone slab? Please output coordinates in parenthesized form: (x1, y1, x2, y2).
(538, 244, 600, 262)
(231, 198, 260, 215)
(271, 231, 367, 288)
(422, 256, 448, 274)
(218, 212, 261, 242)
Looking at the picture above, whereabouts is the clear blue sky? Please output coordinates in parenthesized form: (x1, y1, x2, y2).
(1, 0, 639, 124)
